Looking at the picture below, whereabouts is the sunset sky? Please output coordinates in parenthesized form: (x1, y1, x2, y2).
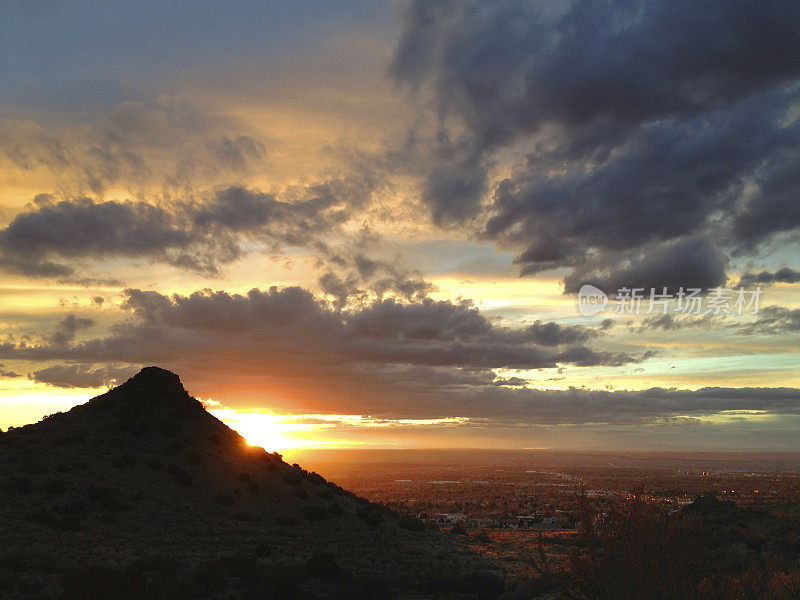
(1, 1, 799, 451)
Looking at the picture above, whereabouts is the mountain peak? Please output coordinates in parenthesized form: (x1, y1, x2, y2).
(117, 366, 187, 396)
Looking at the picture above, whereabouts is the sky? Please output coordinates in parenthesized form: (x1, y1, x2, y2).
(0, 0, 799, 452)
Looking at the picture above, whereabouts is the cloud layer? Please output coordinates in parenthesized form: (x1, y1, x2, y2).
(0, 286, 648, 416)
(0, 179, 373, 280)
(393, 0, 800, 290)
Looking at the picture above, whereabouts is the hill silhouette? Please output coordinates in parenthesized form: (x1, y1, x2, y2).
(0, 367, 501, 600)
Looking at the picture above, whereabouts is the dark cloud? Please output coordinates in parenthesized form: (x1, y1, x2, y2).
(5, 287, 798, 428)
(562, 237, 729, 294)
(492, 376, 527, 387)
(526, 320, 592, 346)
(393, 1, 800, 146)
(0, 364, 21, 378)
(418, 134, 488, 226)
(315, 230, 435, 308)
(0, 178, 372, 280)
(392, 0, 800, 288)
(637, 313, 722, 332)
(0, 194, 192, 268)
(738, 267, 800, 288)
(204, 135, 266, 170)
(0, 286, 644, 411)
(318, 257, 434, 309)
(0, 101, 269, 194)
(27, 364, 139, 389)
(461, 386, 800, 426)
(738, 306, 800, 336)
(51, 314, 94, 347)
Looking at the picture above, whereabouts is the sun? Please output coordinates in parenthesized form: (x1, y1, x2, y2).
(207, 407, 341, 452)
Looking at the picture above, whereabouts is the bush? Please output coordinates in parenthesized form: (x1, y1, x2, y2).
(3, 475, 32, 494)
(87, 485, 127, 511)
(356, 504, 385, 528)
(398, 515, 427, 531)
(328, 502, 344, 516)
(54, 434, 75, 446)
(302, 504, 329, 521)
(111, 453, 137, 469)
(161, 440, 184, 455)
(304, 552, 347, 580)
(472, 530, 491, 544)
(160, 421, 182, 437)
(306, 471, 327, 486)
(281, 470, 302, 486)
(213, 492, 236, 506)
(254, 541, 272, 558)
(170, 466, 193, 486)
(61, 559, 197, 600)
(294, 487, 309, 500)
(40, 479, 69, 494)
(184, 451, 202, 465)
(566, 500, 711, 600)
(420, 571, 505, 599)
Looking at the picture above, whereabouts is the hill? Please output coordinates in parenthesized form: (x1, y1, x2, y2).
(0, 367, 502, 599)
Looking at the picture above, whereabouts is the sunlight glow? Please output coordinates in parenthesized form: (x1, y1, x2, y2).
(206, 405, 469, 452)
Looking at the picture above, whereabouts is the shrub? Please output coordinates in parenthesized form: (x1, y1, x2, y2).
(87, 485, 127, 511)
(294, 487, 309, 500)
(160, 421, 182, 437)
(111, 453, 137, 469)
(420, 571, 505, 599)
(184, 451, 202, 465)
(472, 530, 492, 544)
(161, 440, 184, 455)
(328, 502, 343, 516)
(566, 500, 707, 600)
(304, 552, 346, 580)
(213, 492, 236, 506)
(398, 515, 427, 532)
(281, 470, 302, 486)
(174, 471, 193, 486)
(3, 475, 32, 493)
(40, 479, 69, 494)
(356, 504, 385, 528)
(306, 471, 326, 486)
(302, 504, 329, 521)
(61, 559, 198, 600)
